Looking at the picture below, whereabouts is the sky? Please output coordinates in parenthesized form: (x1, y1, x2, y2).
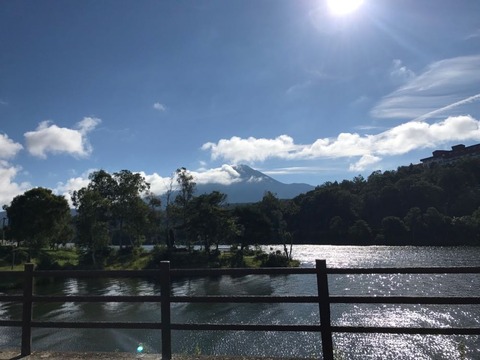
(1, 0, 480, 207)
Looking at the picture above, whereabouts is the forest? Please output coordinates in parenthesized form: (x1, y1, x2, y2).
(2, 158, 480, 268)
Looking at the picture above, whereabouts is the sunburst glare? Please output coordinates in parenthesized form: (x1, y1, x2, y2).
(327, 0, 364, 15)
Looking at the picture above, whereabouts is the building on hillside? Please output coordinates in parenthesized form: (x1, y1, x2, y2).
(420, 143, 480, 166)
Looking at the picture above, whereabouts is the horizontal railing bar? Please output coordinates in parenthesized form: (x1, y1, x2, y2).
(16, 321, 480, 335)
(32, 295, 164, 303)
(31, 322, 325, 332)
(24, 295, 480, 305)
(171, 295, 319, 303)
(32, 269, 162, 278)
(0, 271, 24, 276)
(170, 268, 316, 277)
(5, 295, 480, 308)
(0, 295, 23, 302)
(329, 296, 480, 304)
(0, 320, 22, 327)
(328, 267, 480, 274)
(2, 266, 477, 279)
(331, 326, 480, 335)
(170, 323, 323, 332)
(32, 321, 163, 329)
(31, 268, 317, 278)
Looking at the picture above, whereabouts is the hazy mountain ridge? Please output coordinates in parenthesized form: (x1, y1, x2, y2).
(196, 165, 315, 203)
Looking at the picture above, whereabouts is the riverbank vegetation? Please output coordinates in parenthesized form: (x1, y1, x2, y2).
(0, 245, 298, 273)
(2, 159, 480, 271)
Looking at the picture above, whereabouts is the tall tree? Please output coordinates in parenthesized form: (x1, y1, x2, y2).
(173, 167, 196, 248)
(111, 170, 151, 248)
(4, 188, 72, 257)
(72, 170, 152, 255)
(72, 188, 111, 266)
(188, 191, 238, 252)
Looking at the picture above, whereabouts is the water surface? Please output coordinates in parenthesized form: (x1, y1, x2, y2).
(1, 246, 479, 359)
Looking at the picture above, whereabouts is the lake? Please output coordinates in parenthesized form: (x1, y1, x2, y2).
(1, 245, 479, 359)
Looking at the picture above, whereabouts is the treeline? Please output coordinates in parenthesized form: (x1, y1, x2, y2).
(2, 168, 294, 267)
(287, 158, 480, 246)
(3, 159, 480, 266)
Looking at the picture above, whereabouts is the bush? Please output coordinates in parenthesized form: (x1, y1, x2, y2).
(261, 252, 290, 267)
(36, 252, 61, 270)
(146, 245, 169, 269)
(77, 246, 112, 268)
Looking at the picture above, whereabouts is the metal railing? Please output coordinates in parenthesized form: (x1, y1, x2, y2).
(0, 260, 479, 360)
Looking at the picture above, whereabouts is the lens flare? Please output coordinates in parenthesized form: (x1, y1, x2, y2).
(137, 345, 144, 353)
(327, 0, 364, 15)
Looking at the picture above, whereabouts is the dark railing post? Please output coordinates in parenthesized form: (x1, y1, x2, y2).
(21, 263, 34, 356)
(316, 260, 334, 360)
(160, 261, 172, 360)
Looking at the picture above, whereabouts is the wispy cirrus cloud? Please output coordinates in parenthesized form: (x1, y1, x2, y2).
(390, 59, 415, 84)
(466, 29, 480, 40)
(24, 117, 101, 159)
(203, 115, 480, 171)
(372, 55, 480, 120)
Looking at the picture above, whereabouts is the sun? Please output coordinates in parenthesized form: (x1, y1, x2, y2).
(327, 0, 364, 15)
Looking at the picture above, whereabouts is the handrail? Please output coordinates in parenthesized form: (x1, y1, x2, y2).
(0, 261, 479, 360)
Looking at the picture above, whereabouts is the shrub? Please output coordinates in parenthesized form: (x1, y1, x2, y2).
(261, 252, 289, 267)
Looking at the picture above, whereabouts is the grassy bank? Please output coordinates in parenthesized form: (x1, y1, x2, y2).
(0, 245, 298, 291)
(0, 245, 299, 272)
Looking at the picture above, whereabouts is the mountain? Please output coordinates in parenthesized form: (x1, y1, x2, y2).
(195, 165, 315, 203)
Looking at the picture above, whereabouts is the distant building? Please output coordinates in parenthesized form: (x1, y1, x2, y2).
(420, 143, 480, 166)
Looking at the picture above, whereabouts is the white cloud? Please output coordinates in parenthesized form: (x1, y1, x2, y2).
(0, 161, 31, 208)
(202, 135, 299, 163)
(191, 165, 242, 185)
(78, 117, 101, 134)
(138, 165, 242, 197)
(372, 55, 480, 119)
(263, 166, 336, 175)
(55, 172, 94, 207)
(153, 102, 166, 112)
(0, 99, 8, 106)
(0, 133, 23, 159)
(349, 155, 381, 172)
(24, 117, 101, 159)
(202, 115, 480, 170)
(138, 172, 175, 196)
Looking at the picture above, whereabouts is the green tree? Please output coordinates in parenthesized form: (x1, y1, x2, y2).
(173, 167, 196, 249)
(234, 205, 272, 249)
(348, 219, 372, 244)
(72, 170, 153, 263)
(188, 191, 239, 253)
(111, 170, 151, 248)
(4, 188, 72, 257)
(381, 216, 408, 245)
(404, 207, 426, 244)
(72, 188, 111, 266)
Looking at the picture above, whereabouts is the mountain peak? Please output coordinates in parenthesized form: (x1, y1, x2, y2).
(232, 164, 277, 184)
(191, 164, 314, 203)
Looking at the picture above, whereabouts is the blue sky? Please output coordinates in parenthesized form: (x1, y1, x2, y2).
(1, 0, 480, 207)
